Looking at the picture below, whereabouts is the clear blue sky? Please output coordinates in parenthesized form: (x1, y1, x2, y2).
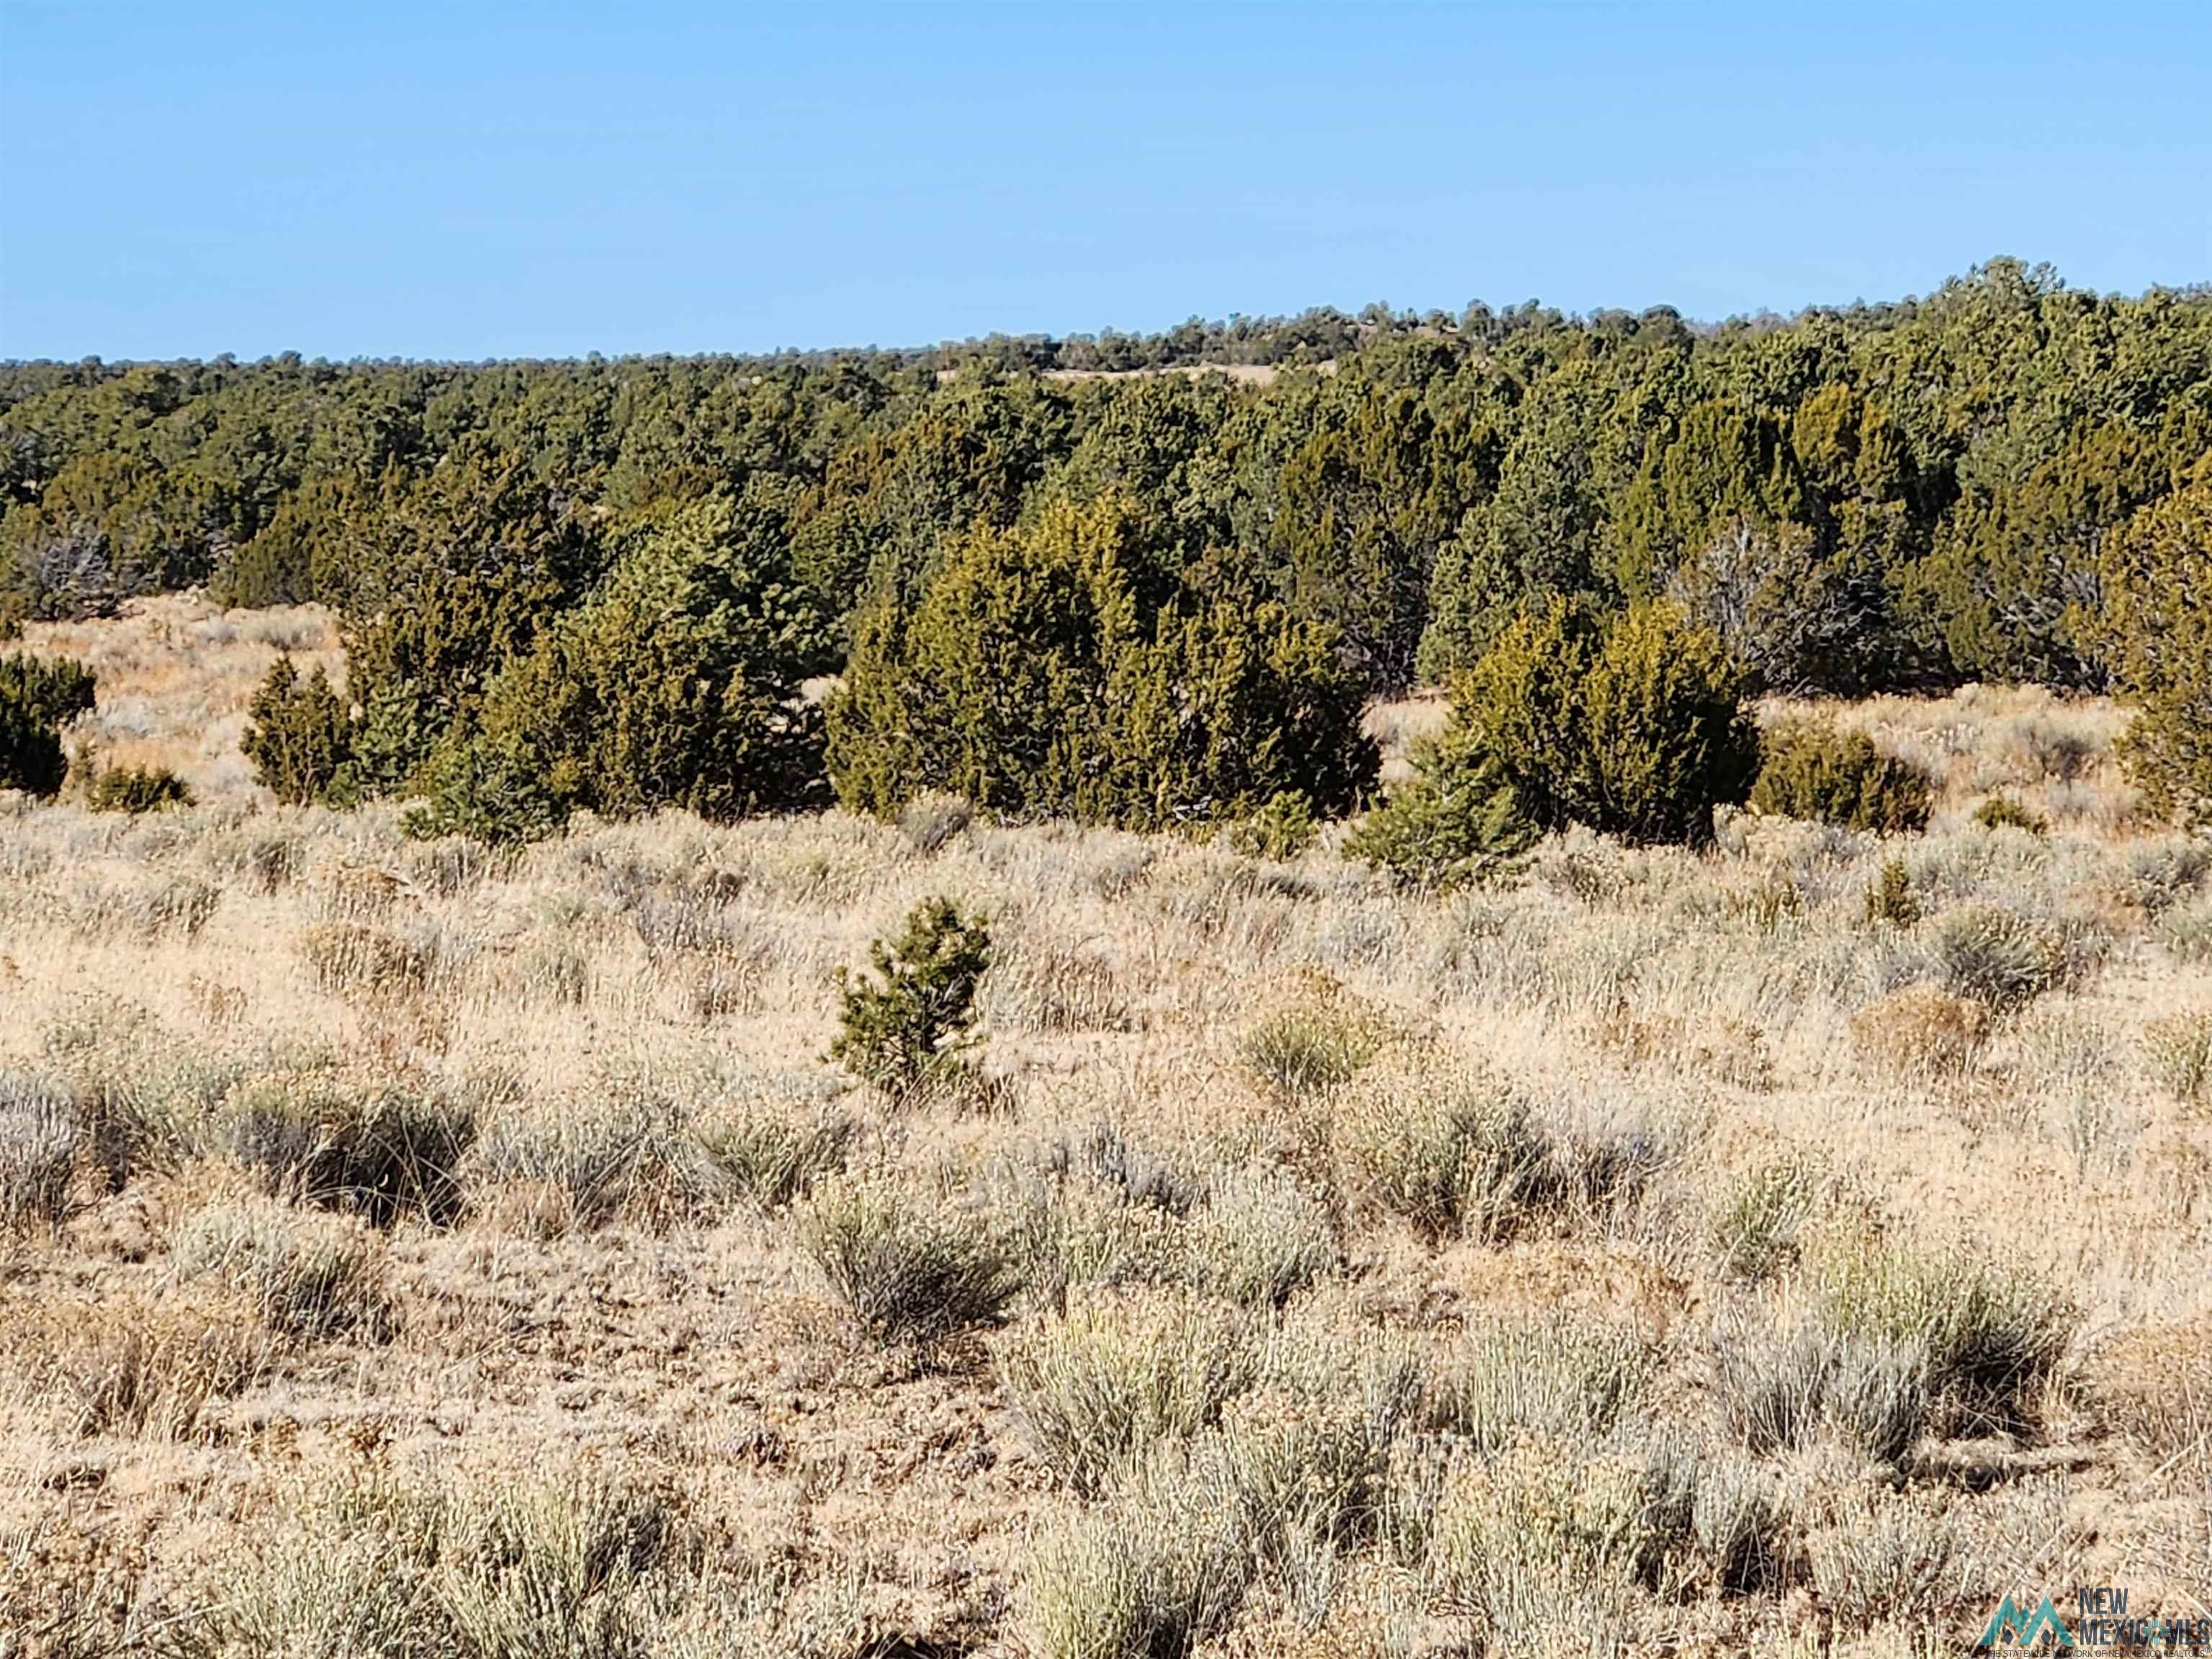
(4, 0, 2208, 361)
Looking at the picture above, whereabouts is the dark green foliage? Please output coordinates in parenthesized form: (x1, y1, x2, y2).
(1346, 719, 1539, 889)
(400, 730, 567, 848)
(1465, 599, 1759, 847)
(241, 655, 354, 806)
(0, 448, 235, 623)
(0, 651, 90, 796)
(830, 898, 993, 1094)
(827, 495, 1377, 832)
(0, 701, 67, 797)
(1972, 793, 2049, 835)
(86, 764, 193, 814)
(1107, 592, 1378, 828)
(1907, 410, 2205, 688)
(473, 490, 829, 826)
(1, 258, 2206, 816)
(2105, 476, 2212, 824)
(1275, 385, 1496, 695)
(1614, 397, 1807, 601)
(333, 453, 610, 796)
(1748, 722, 1933, 832)
(0, 652, 96, 727)
(828, 497, 1138, 821)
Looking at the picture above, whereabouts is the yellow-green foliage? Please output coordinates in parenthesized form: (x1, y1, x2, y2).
(2106, 475, 2212, 824)
(826, 495, 1377, 832)
(1972, 793, 2049, 834)
(86, 763, 194, 814)
(1239, 1001, 1382, 1101)
(1346, 708, 1538, 889)
(1811, 1228, 2069, 1434)
(472, 491, 829, 830)
(1465, 598, 1759, 847)
(1862, 856, 1921, 927)
(242, 655, 351, 806)
(1750, 721, 1931, 832)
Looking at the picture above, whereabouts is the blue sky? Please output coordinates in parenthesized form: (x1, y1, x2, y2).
(4, 0, 2208, 360)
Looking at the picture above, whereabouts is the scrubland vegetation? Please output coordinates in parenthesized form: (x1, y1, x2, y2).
(0, 602, 2208, 1658)
(2, 261, 2210, 1654)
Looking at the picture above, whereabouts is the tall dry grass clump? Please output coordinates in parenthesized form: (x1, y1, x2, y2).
(796, 1170, 1021, 1344)
(995, 1291, 1255, 1496)
(0, 1068, 80, 1229)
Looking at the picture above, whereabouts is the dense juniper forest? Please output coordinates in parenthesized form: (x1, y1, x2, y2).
(4, 257, 2210, 857)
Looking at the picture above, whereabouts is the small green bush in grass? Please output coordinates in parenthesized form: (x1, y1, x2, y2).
(1240, 1002, 1382, 1101)
(0, 652, 94, 798)
(1225, 789, 1320, 860)
(1465, 597, 1760, 848)
(829, 897, 992, 1095)
(1862, 856, 1921, 928)
(1344, 756, 1537, 891)
(2106, 480, 2212, 827)
(242, 655, 354, 806)
(86, 763, 194, 814)
(1750, 721, 1932, 832)
(402, 730, 568, 848)
(1973, 793, 2049, 834)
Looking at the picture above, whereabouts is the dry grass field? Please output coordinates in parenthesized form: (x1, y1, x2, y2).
(1, 599, 2209, 1658)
